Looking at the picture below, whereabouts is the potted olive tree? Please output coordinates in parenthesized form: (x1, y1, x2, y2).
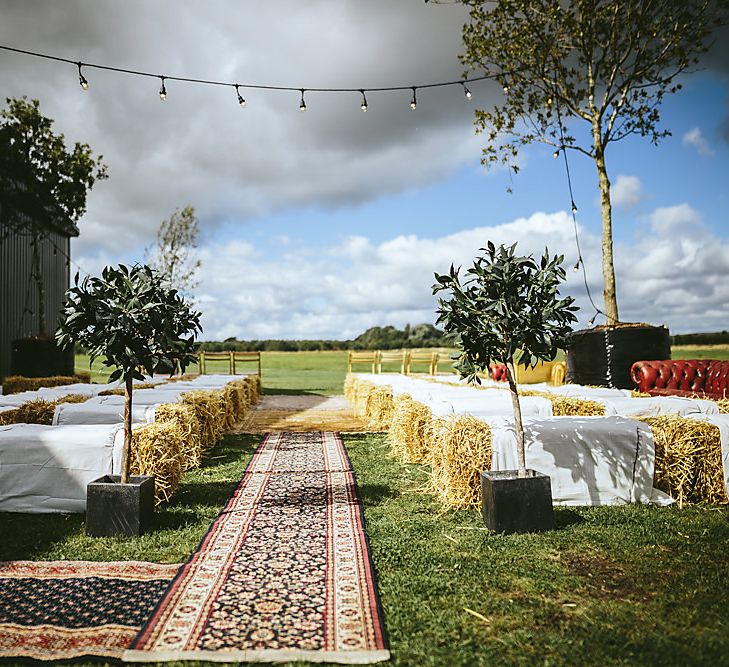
(56, 264, 201, 536)
(433, 242, 577, 534)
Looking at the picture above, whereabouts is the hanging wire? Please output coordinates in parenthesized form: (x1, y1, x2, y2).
(0, 43, 514, 104)
(553, 89, 606, 327)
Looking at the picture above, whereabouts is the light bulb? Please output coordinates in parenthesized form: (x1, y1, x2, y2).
(159, 77, 167, 101)
(299, 89, 307, 112)
(410, 87, 417, 110)
(573, 260, 580, 272)
(462, 83, 472, 100)
(571, 202, 578, 214)
(503, 84, 509, 94)
(546, 97, 553, 106)
(553, 149, 560, 159)
(77, 63, 88, 90)
(235, 85, 246, 108)
(587, 316, 596, 327)
(360, 90, 368, 112)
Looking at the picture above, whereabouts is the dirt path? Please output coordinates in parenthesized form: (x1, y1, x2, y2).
(235, 394, 375, 433)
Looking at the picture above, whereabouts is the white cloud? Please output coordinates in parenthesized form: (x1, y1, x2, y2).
(74, 205, 729, 338)
(682, 127, 715, 157)
(611, 175, 644, 209)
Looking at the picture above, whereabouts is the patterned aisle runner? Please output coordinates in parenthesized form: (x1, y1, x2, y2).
(125, 431, 389, 664)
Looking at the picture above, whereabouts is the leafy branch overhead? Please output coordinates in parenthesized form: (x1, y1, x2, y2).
(459, 0, 729, 324)
(433, 243, 578, 385)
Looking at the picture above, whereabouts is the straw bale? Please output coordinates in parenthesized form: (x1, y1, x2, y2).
(181, 390, 226, 448)
(343, 374, 357, 404)
(364, 385, 395, 430)
(130, 422, 184, 505)
(388, 395, 434, 464)
(154, 403, 203, 470)
(56, 393, 90, 404)
(631, 390, 651, 398)
(520, 389, 605, 416)
(430, 415, 493, 509)
(0, 399, 57, 425)
(2, 373, 90, 394)
(99, 382, 159, 396)
(638, 415, 727, 505)
(717, 399, 729, 414)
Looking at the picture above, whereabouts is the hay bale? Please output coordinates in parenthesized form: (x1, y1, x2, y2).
(717, 399, 729, 415)
(56, 393, 90, 405)
(364, 385, 394, 430)
(430, 415, 493, 509)
(631, 390, 651, 398)
(388, 395, 434, 464)
(181, 390, 226, 448)
(0, 399, 57, 425)
(2, 373, 91, 394)
(343, 374, 358, 404)
(130, 422, 184, 505)
(520, 389, 605, 416)
(638, 415, 726, 505)
(352, 380, 376, 417)
(154, 403, 203, 471)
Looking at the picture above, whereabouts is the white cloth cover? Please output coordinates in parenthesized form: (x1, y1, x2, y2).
(598, 396, 719, 418)
(0, 423, 125, 513)
(484, 415, 664, 506)
(53, 402, 156, 426)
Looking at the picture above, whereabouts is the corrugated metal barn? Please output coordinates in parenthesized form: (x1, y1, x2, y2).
(0, 223, 77, 381)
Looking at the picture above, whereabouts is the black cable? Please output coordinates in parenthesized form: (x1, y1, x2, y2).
(0, 43, 507, 96)
(553, 93, 606, 326)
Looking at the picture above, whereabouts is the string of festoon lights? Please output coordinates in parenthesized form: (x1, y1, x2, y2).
(0, 44, 510, 111)
(2, 43, 598, 325)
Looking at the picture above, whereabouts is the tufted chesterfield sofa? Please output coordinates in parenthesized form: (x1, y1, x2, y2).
(630, 359, 729, 399)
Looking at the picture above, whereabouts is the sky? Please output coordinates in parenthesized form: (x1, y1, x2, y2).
(1, 1, 728, 340)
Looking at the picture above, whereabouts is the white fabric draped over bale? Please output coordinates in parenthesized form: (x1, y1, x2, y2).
(53, 402, 157, 426)
(482, 415, 671, 506)
(598, 396, 719, 418)
(0, 423, 125, 513)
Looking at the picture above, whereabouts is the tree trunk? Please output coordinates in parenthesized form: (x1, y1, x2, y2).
(505, 360, 527, 477)
(30, 235, 47, 338)
(592, 135, 620, 325)
(120, 374, 133, 484)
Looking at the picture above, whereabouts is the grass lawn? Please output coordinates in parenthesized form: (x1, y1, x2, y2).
(2, 432, 727, 666)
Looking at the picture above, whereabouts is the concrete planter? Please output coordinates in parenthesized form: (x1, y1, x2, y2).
(86, 475, 155, 537)
(481, 469, 553, 534)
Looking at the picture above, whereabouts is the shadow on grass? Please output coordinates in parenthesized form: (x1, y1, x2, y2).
(261, 388, 329, 396)
(554, 507, 586, 529)
(358, 483, 401, 506)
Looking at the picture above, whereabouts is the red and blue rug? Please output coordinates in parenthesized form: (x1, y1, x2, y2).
(126, 431, 389, 663)
(0, 560, 179, 661)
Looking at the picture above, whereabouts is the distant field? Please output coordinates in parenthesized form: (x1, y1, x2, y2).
(76, 344, 729, 394)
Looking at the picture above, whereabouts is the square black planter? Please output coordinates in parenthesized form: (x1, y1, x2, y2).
(481, 469, 554, 534)
(86, 475, 155, 537)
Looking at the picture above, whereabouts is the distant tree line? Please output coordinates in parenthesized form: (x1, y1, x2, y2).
(671, 331, 729, 346)
(197, 323, 453, 352)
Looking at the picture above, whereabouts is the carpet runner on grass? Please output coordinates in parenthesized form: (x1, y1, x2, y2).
(0, 561, 179, 661)
(125, 431, 389, 664)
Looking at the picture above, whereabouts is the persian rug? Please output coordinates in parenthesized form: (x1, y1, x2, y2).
(0, 560, 179, 661)
(125, 431, 390, 664)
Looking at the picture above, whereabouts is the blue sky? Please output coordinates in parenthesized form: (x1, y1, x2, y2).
(1, 1, 728, 339)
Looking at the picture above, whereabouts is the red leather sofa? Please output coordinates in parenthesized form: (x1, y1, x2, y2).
(630, 359, 729, 400)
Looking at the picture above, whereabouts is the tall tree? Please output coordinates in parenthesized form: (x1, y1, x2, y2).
(146, 205, 201, 295)
(0, 97, 108, 336)
(460, 0, 729, 324)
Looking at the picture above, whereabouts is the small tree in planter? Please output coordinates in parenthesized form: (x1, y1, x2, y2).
(433, 242, 577, 533)
(56, 264, 201, 535)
